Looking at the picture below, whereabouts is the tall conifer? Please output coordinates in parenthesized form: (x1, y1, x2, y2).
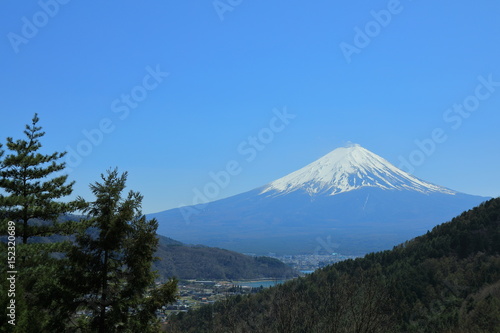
(0, 114, 81, 332)
(65, 169, 177, 332)
(0, 113, 77, 244)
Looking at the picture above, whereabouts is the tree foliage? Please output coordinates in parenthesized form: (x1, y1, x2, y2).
(0, 113, 78, 244)
(63, 169, 177, 332)
(0, 114, 81, 332)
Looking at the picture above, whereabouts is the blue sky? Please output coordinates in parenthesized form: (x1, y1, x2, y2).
(1, 0, 499, 214)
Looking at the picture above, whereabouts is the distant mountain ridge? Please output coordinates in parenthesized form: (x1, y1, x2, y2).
(152, 145, 489, 255)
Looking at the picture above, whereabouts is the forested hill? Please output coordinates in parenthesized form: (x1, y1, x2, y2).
(168, 197, 500, 333)
(154, 239, 297, 280)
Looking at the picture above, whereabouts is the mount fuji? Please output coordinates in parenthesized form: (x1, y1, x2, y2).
(150, 144, 489, 255)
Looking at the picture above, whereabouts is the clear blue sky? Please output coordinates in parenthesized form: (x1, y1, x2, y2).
(1, 1, 499, 214)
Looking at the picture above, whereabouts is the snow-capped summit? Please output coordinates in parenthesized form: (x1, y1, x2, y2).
(261, 144, 455, 196)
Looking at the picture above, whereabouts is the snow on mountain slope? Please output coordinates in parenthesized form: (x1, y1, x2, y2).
(261, 144, 456, 196)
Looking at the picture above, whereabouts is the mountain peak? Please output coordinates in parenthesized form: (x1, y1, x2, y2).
(261, 145, 456, 196)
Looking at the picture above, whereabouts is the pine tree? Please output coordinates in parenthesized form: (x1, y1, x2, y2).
(64, 169, 177, 332)
(0, 113, 78, 244)
(0, 114, 82, 332)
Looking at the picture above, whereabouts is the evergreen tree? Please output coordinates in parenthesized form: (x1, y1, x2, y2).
(0, 114, 81, 332)
(0, 113, 77, 244)
(64, 169, 177, 332)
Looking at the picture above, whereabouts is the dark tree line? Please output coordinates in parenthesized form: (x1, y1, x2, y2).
(0, 114, 177, 332)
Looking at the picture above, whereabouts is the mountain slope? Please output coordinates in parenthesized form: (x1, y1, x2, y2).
(167, 197, 500, 333)
(152, 145, 489, 255)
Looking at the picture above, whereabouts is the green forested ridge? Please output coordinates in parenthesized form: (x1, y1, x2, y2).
(154, 244, 297, 280)
(168, 197, 500, 333)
